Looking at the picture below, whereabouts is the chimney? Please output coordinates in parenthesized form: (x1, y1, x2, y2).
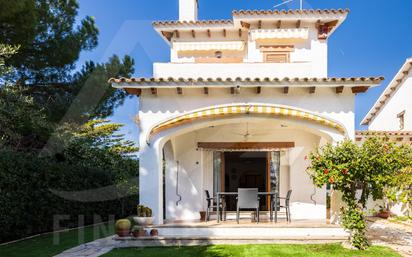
(179, 0, 198, 21)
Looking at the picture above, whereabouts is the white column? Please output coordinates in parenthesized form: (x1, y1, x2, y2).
(139, 139, 164, 224)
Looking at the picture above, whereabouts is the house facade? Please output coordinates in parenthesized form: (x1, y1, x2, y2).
(361, 58, 412, 131)
(110, 0, 383, 225)
(359, 58, 412, 216)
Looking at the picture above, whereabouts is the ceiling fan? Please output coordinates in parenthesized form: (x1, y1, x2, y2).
(232, 123, 273, 142)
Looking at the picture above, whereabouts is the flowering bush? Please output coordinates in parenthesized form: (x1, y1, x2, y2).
(307, 137, 412, 249)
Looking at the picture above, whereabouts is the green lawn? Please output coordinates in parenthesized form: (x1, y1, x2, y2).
(103, 244, 401, 257)
(0, 223, 114, 257)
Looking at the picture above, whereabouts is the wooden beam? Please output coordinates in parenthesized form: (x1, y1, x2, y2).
(315, 19, 321, 29)
(296, 20, 301, 28)
(240, 21, 250, 29)
(176, 87, 183, 95)
(207, 29, 211, 38)
(403, 70, 409, 75)
(231, 86, 240, 94)
(325, 20, 339, 27)
(283, 87, 289, 94)
(238, 29, 242, 37)
(174, 30, 180, 38)
(125, 88, 141, 96)
(309, 87, 316, 94)
(198, 142, 295, 150)
(203, 87, 209, 95)
(352, 86, 369, 94)
(191, 29, 196, 38)
(335, 86, 344, 94)
(161, 31, 173, 41)
(258, 20, 262, 29)
(397, 79, 403, 83)
(276, 20, 281, 29)
(150, 88, 157, 95)
(256, 86, 262, 94)
(223, 29, 227, 37)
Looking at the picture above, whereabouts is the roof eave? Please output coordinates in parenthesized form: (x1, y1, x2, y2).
(110, 77, 383, 89)
(361, 58, 412, 126)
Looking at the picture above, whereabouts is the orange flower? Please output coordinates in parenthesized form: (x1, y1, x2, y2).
(329, 177, 334, 184)
(342, 169, 349, 175)
(323, 169, 329, 174)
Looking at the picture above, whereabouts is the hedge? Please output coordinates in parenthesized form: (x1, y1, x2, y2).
(0, 149, 138, 243)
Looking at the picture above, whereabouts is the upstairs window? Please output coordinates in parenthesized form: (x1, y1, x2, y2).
(265, 53, 289, 63)
(260, 45, 293, 63)
(397, 111, 405, 130)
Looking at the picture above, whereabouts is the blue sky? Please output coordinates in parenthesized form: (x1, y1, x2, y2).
(76, 0, 412, 142)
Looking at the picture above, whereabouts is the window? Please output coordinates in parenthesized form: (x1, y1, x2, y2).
(264, 53, 288, 63)
(397, 111, 405, 130)
(260, 45, 293, 63)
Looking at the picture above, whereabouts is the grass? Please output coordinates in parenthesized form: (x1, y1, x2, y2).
(102, 244, 401, 257)
(0, 223, 114, 257)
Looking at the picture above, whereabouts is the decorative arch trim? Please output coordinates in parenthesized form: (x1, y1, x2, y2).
(148, 103, 346, 142)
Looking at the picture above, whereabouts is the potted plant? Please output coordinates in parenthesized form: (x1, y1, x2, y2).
(199, 211, 206, 221)
(132, 205, 154, 225)
(115, 219, 131, 237)
(150, 229, 159, 236)
(376, 205, 391, 219)
(131, 225, 147, 237)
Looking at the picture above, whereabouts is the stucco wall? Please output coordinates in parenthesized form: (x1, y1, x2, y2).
(138, 88, 355, 224)
(163, 122, 328, 221)
(138, 87, 355, 140)
(369, 73, 412, 130)
(162, 25, 327, 78)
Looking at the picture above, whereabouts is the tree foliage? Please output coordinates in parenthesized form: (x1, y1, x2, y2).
(0, 44, 20, 76)
(0, 0, 99, 83)
(307, 137, 412, 249)
(0, 4, 139, 243)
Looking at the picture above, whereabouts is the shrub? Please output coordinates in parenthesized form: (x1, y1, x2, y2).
(0, 148, 138, 243)
(307, 137, 412, 249)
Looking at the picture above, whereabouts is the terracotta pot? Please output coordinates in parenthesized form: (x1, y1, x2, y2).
(132, 229, 147, 237)
(116, 229, 130, 237)
(199, 211, 206, 221)
(377, 211, 391, 219)
(150, 229, 159, 236)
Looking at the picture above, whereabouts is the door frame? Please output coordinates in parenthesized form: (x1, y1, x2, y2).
(219, 151, 272, 211)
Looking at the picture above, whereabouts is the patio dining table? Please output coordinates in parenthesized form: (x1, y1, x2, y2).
(216, 191, 279, 223)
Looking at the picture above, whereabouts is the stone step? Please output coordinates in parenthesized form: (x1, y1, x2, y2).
(114, 235, 349, 247)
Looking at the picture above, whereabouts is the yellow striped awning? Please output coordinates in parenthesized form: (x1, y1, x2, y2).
(148, 104, 346, 141)
(173, 41, 245, 52)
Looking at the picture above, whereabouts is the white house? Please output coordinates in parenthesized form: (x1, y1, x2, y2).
(110, 0, 383, 225)
(361, 57, 412, 131)
(358, 58, 412, 216)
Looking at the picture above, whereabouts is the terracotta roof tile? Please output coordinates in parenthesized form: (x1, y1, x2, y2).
(232, 9, 350, 16)
(356, 131, 412, 137)
(153, 20, 233, 27)
(109, 76, 383, 84)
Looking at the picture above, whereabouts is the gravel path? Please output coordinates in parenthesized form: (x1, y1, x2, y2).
(367, 218, 412, 257)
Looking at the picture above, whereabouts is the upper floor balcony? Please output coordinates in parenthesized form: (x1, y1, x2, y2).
(153, 62, 325, 79)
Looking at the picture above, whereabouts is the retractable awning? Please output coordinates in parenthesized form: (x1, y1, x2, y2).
(251, 28, 309, 41)
(173, 41, 245, 51)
